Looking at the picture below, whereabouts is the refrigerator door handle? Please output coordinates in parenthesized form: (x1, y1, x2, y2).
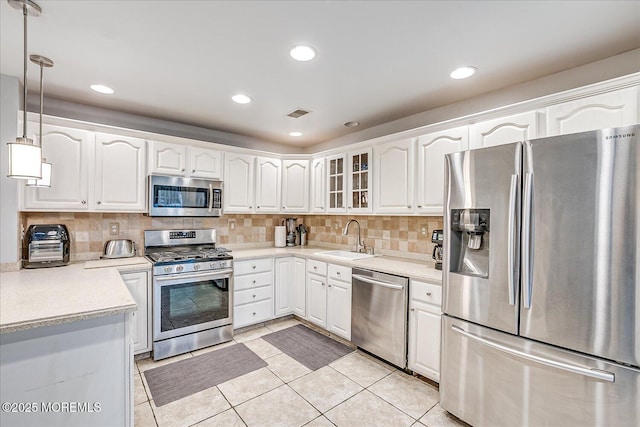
(508, 174, 518, 306)
(522, 172, 534, 308)
(451, 325, 615, 383)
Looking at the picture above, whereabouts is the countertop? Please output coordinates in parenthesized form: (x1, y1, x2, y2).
(0, 263, 137, 334)
(84, 256, 152, 271)
(229, 246, 442, 284)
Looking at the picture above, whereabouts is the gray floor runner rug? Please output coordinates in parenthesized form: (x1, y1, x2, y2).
(262, 324, 354, 371)
(143, 343, 266, 407)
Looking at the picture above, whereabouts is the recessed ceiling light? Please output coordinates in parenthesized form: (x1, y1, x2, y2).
(290, 45, 316, 61)
(344, 121, 360, 127)
(232, 94, 252, 104)
(289, 132, 302, 137)
(450, 66, 477, 80)
(90, 84, 114, 94)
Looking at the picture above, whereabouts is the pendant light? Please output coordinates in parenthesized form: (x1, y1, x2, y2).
(26, 54, 53, 187)
(6, 0, 42, 180)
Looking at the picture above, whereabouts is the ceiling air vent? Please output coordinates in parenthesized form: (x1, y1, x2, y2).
(287, 108, 311, 118)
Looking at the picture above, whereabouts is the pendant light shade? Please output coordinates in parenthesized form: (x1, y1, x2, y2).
(8, 139, 42, 179)
(26, 158, 51, 187)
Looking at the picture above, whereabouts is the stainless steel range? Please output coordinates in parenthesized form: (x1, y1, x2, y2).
(144, 229, 233, 360)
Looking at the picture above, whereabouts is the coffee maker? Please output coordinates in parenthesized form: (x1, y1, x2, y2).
(431, 229, 444, 270)
(284, 218, 298, 246)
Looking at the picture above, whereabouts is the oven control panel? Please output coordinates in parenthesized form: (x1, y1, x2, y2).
(153, 259, 232, 276)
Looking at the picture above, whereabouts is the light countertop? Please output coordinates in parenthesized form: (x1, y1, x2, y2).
(0, 263, 136, 334)
(230, 246, 442, 284)
(84, 256, 152, 271)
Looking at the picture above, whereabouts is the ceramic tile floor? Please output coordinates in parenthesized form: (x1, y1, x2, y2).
(134, 318, 468, 427)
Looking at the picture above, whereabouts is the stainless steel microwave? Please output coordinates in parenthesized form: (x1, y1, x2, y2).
(147, 175, 222, 217)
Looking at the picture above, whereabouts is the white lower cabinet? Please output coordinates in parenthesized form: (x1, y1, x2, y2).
(327, 264, 352, 340)
(306, 260, 328, 328)
(408, 279, 442, 382)
(233, 258, 274, 328)
(120, 269, 151, 355)
(274, 256, 306, 317)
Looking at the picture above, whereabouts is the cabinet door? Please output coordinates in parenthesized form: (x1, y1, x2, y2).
(470, 111, 539, 149)
(326, 154, 347, 213)
(408, 300, 441, 382)
(22, 123, 91, 210)
(327, 278, 351, 340)
(310, 158, 326, 213)
(282, 159, 309, 212)
(255, 156, 281, 212)
(347, 148, 373, 213)
(120, 270, 151, 354)
(306, 273, 327, 328)
(293, 257, 307, 318)
(149, 140, 187, 176)
(416, 126, 469, 215)
(274, 257, 294, 317)
(94, 133, 147, 212)
(223, 152, 254, 213)
(373, 138, 415, 214)
(546, 87, 639, 136)
(189, 146, 223, 179)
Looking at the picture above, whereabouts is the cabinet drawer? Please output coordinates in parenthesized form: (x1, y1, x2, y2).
(328, 264, 351, 281)
(410, 280, 442, 306)
(234, 271, 272, 291)
(234, 299, 273, 328)
(235, 285, 272, 305)
(234, 258, 273, 275)
(307, 259, 327, 275)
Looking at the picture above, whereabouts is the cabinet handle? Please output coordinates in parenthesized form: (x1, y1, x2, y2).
(81, 200, 86, 204)
(97, 201, 101, 205)
(257, 206, 260, 209)
(313, 266, 317, 270)
(336, 271, 341, 275)
(181, 168, 185, 172)
(249, 206, 252, 209)
(328, 284, 332, 287)
(252, 280, 256, 284)
(192, 169, 195, 173)
(253, 312, 256, 316)
(417, 205, 422, 208)
(410, 308, 415, 311)
(426, 292, 432, 296)
(321, 282, 325, 286)
(253, 294, 256, 298)
(407, 205, 411, 208)
(252, 265, 256, 269)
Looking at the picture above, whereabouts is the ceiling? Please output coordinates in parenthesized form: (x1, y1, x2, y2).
(1, 1, 639, 148)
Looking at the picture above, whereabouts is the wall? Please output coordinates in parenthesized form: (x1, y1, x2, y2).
(0, 74, 20, 268)
(21, 212, 443, 262)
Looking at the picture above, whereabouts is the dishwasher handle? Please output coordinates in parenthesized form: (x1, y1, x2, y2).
(352, 274, 405, 290)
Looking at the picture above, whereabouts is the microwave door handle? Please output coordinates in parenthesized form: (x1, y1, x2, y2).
(208, 183, 213, 213)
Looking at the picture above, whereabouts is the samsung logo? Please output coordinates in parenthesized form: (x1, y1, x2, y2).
(606, 132, 635, 140)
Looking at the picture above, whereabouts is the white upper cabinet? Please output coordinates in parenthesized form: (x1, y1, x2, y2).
(189, 146, 223, 179)
(470, 111, 540, 149)
(223, 152, 255, 213)
(22, 124, 146, 212)
(347, 148, 372, 213)
(326, 154, 347, 213)
(23, 123, 91, 211)
(282, 159, 309, 212)
(310, 157, 326, 213)
(546, 87, 639, 136)
(373, 138, 415, 214)
(416, 126, 469, 215)
(148, 140, 187, 176)
(255, 156, 281, 212)
(149, 140, 222, 179)
(94, 132, 147, 211)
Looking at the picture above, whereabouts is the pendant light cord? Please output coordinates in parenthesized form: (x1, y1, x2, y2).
(22, 3, 28, 139)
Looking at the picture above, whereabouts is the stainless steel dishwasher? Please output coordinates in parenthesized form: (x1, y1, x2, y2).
(351, 268, 409, 368)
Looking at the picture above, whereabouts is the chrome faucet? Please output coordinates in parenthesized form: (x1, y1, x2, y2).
(343, 219, 367, 253)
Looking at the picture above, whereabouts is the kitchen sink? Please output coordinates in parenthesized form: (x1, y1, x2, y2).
(315, 250, 375, 260)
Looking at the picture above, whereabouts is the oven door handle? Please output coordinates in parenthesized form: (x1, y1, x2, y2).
(154, 269, 233, 282)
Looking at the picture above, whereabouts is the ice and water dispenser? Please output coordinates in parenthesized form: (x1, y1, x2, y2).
(449, 209, 490, 278)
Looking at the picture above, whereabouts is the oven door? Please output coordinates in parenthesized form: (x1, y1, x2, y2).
(153, 268, 233, 341)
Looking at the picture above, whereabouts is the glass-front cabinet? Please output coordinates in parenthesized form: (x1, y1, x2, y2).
(348, 148, 372, 213)
(326, 153, 346, 212)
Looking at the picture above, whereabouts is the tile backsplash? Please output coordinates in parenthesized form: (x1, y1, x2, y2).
(21, 213, 443, 261)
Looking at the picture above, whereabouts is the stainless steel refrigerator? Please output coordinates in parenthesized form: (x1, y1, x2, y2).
(440, 124, 639, 427)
